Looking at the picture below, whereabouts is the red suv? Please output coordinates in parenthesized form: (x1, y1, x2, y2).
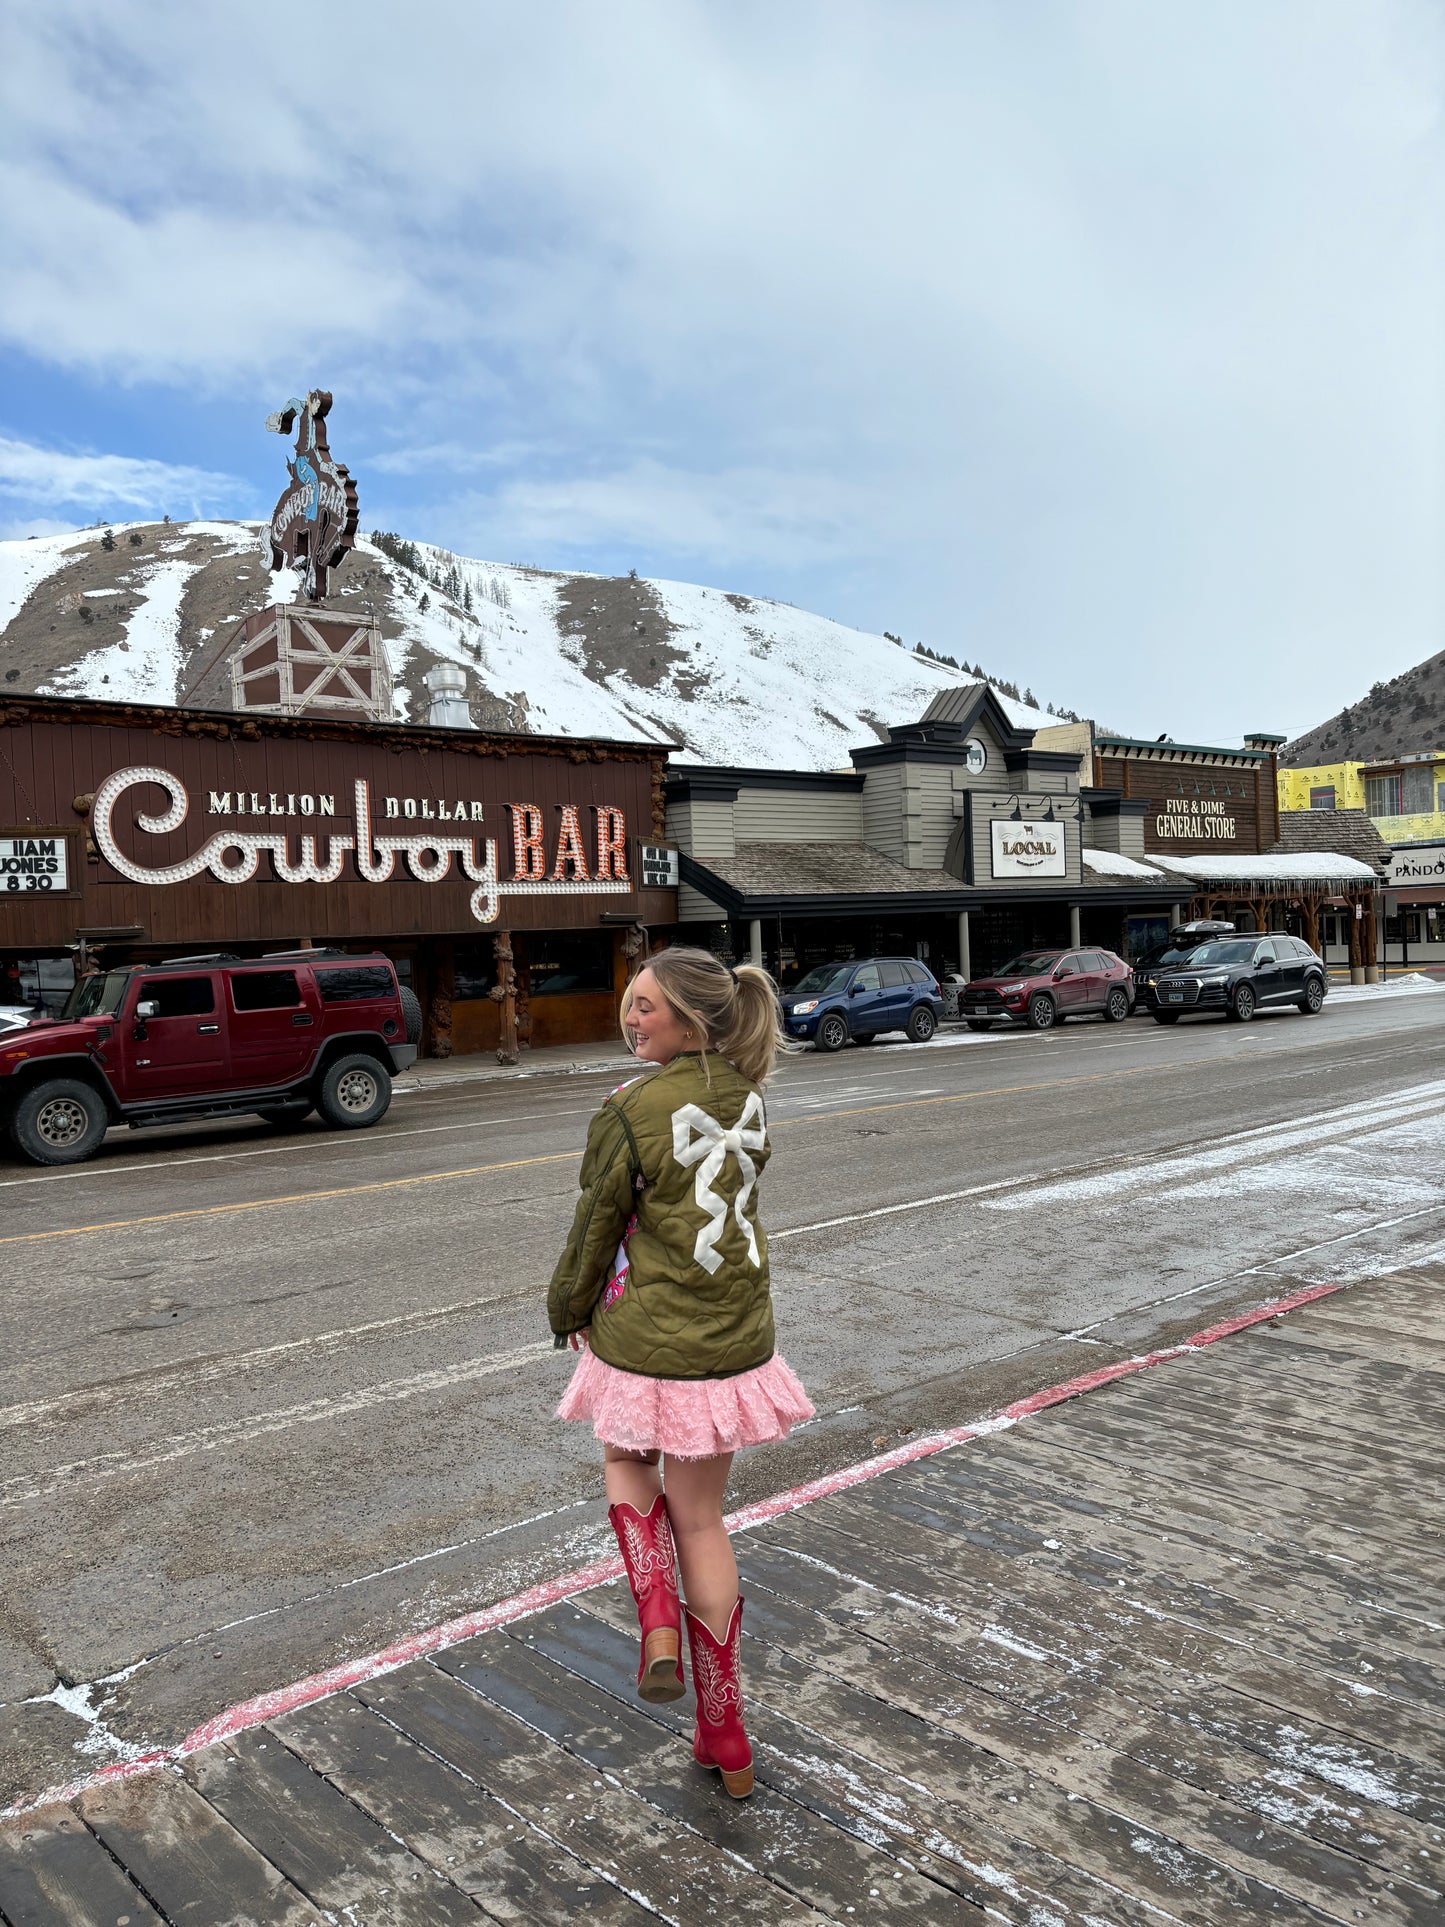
(960, 947, 1134, 1032)
(0, 950, 421, 1165)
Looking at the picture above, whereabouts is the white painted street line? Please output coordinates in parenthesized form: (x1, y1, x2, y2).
(2, 1342, 556, 1507)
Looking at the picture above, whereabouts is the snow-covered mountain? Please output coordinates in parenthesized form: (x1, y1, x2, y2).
(0, 519, 1051, 768)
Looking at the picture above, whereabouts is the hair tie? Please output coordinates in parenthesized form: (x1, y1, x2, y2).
(729, 967, 740, 986)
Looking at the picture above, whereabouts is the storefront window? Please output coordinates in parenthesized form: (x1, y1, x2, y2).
(526, 932, 613, 996)
(1365, 773, 1403, 817)
(453, 942, 495, 1001)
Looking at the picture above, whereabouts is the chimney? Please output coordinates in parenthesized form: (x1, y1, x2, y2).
(423, 663, 471, 729)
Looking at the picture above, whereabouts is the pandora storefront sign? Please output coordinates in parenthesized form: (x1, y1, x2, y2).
(990, 817, 1066, 879)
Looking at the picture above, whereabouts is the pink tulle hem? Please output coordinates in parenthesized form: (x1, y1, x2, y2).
(556, 1348, 815, 1458)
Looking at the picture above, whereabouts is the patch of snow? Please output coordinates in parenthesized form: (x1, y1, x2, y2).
(82, 587, 120, 597)
(1082, 848, 1163, 879)
(1150, 852, 1379, 882)
(1330, 973, 1443, 1003)
(0, 527, 92, 630)
(43, 558, 204, 704)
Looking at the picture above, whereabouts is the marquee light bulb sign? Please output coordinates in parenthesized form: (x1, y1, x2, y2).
(91, 767, 631, 925)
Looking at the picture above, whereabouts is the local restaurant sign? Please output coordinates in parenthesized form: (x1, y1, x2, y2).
(990, 817, 1066, 879)
(92, 765, 631, 925)
(1155, 797, 1237, 841)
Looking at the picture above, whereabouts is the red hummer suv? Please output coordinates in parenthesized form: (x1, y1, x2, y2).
(0, 950, 421, 1165)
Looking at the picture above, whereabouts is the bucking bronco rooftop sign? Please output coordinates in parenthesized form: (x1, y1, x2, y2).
(264, 389, 359, 599)
(92, 766, 632, 925)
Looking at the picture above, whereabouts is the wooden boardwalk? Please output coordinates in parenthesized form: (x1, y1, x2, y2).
(3, 1269, 1442, 1925)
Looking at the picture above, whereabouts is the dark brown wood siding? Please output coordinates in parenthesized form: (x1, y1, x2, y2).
(0, 703, 675, 951)
(1094, 752, 1269, 856)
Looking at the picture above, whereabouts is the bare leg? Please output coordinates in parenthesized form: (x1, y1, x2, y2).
(604, 1445, 663, 1512)
(662, 1452, 736, 1637)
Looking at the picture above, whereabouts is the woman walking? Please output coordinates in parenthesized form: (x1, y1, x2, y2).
(549, 947, 813, 1798)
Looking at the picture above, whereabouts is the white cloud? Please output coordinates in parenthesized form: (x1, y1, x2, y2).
(0, 436, 243, 514)
(2, 0, 1442, 740)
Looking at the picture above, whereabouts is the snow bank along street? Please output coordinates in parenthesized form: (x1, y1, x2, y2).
(2, 984, 1444, 1834)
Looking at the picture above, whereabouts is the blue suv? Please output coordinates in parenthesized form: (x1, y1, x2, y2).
(779, 957, 944, 1051)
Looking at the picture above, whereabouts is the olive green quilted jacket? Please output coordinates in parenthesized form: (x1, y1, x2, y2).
(548, 1052, 776, 1379)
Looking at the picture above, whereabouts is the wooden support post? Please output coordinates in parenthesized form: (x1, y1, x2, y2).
(1363, 894, 1380, 983)
(1348, 894, 1365, 981)
(427, 939, 454, 1059)
(491, 931, 519, 1065)
(1300, 895, 1320, 956)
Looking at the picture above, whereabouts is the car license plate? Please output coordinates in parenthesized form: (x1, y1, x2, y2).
(1166, 992, 1183, 1004)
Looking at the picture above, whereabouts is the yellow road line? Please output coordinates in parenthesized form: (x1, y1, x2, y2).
(4, 1060, 1183, 1248)
(0, 1150, 579, 1247)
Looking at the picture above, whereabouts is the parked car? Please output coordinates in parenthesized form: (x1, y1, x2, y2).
(0, 949, 422, 1165)
(960, 947, 1134, 1031)
(1132, 921, 1237, 1013)
(779, 957, 944, 1051)
(1150, 934, 1327, 1024)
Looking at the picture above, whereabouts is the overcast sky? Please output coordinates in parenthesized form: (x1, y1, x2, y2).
(2, 0, 1441, 742)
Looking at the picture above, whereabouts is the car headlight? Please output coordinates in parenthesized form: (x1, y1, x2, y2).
(997, 982, 1027, 994)
(791, 1000, 819, 1016)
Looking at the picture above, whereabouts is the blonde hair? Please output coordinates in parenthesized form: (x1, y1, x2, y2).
(621, 946, 788, 1085)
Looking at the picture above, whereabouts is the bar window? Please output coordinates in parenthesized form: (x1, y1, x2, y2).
(526, 932, 613, 996)
(454, 943, 496, 1001)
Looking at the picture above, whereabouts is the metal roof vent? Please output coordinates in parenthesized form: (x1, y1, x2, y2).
(423, 663, 471, 729)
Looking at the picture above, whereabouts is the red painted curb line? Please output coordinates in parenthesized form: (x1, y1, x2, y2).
(4, 1277, 1343, 1820)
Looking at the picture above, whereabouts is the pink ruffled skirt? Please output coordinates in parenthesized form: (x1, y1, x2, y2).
(557, 1348, 815, 1458)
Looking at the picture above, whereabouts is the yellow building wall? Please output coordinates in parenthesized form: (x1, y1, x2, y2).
(1277, 762, 1366, 812)
(1279, 756, 1445, 843)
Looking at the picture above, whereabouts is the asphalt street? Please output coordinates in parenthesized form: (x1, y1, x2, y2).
(5, 987, 1445, 1807)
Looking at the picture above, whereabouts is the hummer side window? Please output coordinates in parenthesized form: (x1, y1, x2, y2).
(137, 976, 214, 1018)
(230, 970, 303, 1011)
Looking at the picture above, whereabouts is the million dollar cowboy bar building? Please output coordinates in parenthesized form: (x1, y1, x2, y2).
(0, 694, 677, 1055)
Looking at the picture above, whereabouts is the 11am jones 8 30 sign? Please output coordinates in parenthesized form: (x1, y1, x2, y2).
(1, 836, 68, 894)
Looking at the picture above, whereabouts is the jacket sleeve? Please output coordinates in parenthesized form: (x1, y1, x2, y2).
(548, 1103, 637, 1339)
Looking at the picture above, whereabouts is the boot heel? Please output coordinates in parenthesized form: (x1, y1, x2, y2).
(640, 1628, 684, 1703)
(720, 1765, 754, 1800)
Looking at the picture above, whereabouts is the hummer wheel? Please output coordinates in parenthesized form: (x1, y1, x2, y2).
(11, 1079, 109, 1166)
(316, 1053, 392, 1129)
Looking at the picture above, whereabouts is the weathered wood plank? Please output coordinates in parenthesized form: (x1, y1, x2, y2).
(905, 1452, 1445, 1648)
(1025, 1416, 1444, 1566)
(996, 1424, 1445, 1580)
(355, 1658, 827, 1924)
(755, 1508, 1445, 1769)
(0, 1804, 163, 1927)
(188, 1728, 483, 1924)
(724, 1535, 1445, 1884)
(447, 1622, 978, 1926)
(79, 1769, 322, 1927)
(834, 1475, 1445, 1703)
(562, 1589, 1200, 1927)
(1251, 1324, 1445, 1381)
(272, 1692, 654, 1925)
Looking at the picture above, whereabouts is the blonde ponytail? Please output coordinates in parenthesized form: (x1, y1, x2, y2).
(623, 946, 789, 1084)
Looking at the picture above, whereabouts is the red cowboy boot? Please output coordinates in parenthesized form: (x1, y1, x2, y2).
(684, 1595, 753, 1798)
(608, 1495, 684, 1703)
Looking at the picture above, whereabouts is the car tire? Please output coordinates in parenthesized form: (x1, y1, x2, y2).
(1230, 983, 1257, 1022)
(398, 984, 424, 1046)
(1152, 1011, 1181, 1025)
(1103, 987, 1130, 1024)
(1298, 977, 1325, 1014)
(1027, 993, 1056, 1031)
(814, 1012, 849, 1053)
(316, 1053, 392, 1129)
(906, 1005, 937, 1043)
(257, 1103, 313, 1128)
(965, 1019, 993, 1032)
(10, 1078, 109, 1165)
